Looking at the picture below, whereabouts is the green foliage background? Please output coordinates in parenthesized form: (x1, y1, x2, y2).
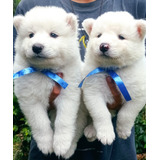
(13, 95, 31, 160)
(13, 0, 21, 15)
(135, 106, 146, 154)
(13, 0, 146, 159)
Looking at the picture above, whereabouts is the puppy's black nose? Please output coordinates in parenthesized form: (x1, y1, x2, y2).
(100, 43, 110, 53)
(32, 43, 44, 54)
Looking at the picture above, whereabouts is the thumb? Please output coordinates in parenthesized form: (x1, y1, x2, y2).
(49, 73, 63, 109)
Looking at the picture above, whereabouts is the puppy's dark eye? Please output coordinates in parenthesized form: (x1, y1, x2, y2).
(118, 35, 125, 40)
(97, 33, 102, 38)
(29, 33, 34, 38)
(50, 32, 58, 38)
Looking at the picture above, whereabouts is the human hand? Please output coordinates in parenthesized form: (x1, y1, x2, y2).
(48, 73, 63, 111)
(106, 76, 123, 110)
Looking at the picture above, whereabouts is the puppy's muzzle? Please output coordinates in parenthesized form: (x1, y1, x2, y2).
(32, 43, 44, 54)
(100, 43, 110, 55)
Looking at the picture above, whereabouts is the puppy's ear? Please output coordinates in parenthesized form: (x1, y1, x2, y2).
(66, 13, 78, 32)
(13, 15, 25, 32)
(136, 19, 146, 40)
(82, 18, 95, 36)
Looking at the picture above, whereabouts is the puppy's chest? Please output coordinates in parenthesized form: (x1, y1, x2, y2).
(14, 73, 54, 99)
(84, 73, 114, 104)
(84, 65, 145, 103)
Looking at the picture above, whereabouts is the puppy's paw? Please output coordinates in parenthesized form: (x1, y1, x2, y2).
(63, 143, 77, 159)
(53, 134, 72, 157)
(116, 125, 131, 139)
(84, 124, 97, 142)
(97, 126, 115, 145)
(37, 134, 54, 155)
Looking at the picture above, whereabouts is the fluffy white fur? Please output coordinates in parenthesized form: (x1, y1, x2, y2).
(81, 11, 146, 145)
(13, 6, 82, 158)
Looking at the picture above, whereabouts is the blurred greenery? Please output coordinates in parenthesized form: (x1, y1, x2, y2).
(13, 0, 21, 15)
(13, 94, 31, 160)
(13, 0, 146, 159)
(135, 106, 146, 154)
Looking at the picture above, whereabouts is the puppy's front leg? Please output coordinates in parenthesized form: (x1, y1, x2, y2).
(53, 90, 80, 157)
(83, 89, 115, 145)
(116, 100, 145, 139)
(20, 103, 53, 154)
(63, 102, 88, 159)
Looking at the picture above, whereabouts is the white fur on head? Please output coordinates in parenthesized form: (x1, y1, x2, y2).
(13, 15, 25, 32)
(136, 19, 146, 40)
(82, 18, 95, 36)
(66, 13, 78, 32)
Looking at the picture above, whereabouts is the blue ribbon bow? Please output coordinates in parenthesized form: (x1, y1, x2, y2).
(13, 67, 68, 89)
(78, 67, 131, 101)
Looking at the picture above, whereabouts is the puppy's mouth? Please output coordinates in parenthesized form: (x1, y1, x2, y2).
(101, 52, 111, 58)
(99, 46, 119, 59)
(33, 54, 48, 59)
(99, 43, 118, 59)
(31, 43, 53, 59)
(99, 43, 113, 59)
(99, 52, 118, 60)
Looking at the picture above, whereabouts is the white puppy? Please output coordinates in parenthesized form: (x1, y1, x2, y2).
(13, 6, 82, 158)
(81, 11, 146, 145)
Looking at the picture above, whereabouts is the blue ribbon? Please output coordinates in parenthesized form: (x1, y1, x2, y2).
(13, 67, 68, 89)
(13, 67, 37, 79)
(78, 67, 131, 101)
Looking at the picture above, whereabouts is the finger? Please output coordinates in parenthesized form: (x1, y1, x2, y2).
(106, 76, 122, 110)
(106, 76, 121, 96)
(107, 102, 122, 110)
(52, 72, 63, 97)
(50, 84, 61, 101)
(48, 73, 63, 110)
